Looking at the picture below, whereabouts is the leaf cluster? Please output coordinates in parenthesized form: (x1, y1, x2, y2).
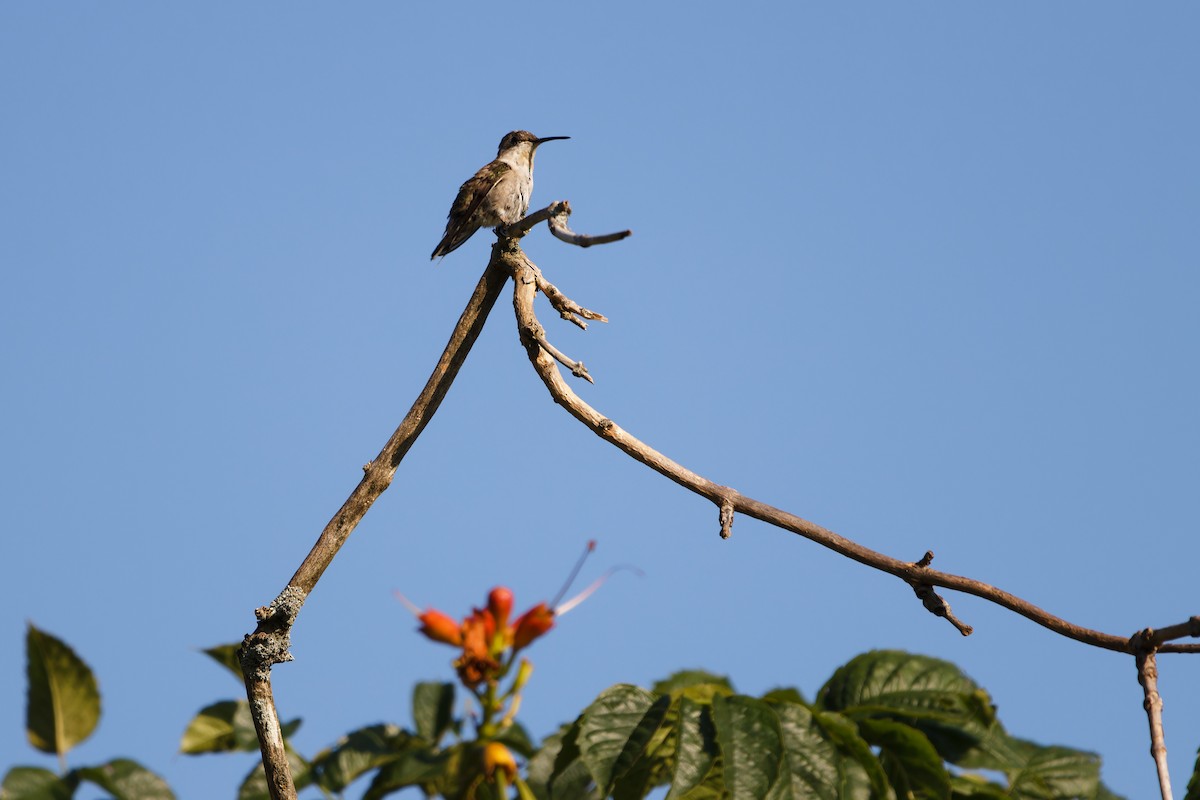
(3, 628, 1171, 800)
(526, 651, 1127, 800)
(180, 664, 534, 800)
(3, 624, 175, 800)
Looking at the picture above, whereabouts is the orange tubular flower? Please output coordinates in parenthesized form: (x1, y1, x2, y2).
(512, 602, 555, 650)
(418, 609, 463, 646)
(455, 609, 501, 687)
(488, 587, 514, 631)
(461, 610, 492, 658)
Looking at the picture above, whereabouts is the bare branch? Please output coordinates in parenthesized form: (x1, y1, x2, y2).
(236, 178, 1197, 799)
(532, 325, 594, 384)
(507, 256, 600, 381)
(1134, 631, 1173, 800)
(908, 552, 973, 636)
(497, 225, 1200, 796)
(242, 656, 294, 800)
(502, 202, 563, 237)
(286, 257, 508, 592)
(239, 257, 511, 799)
(535, 268, 608, 329)
(502, 245, 1199, 656)
(546, 200, 632, 247)
(1140, 616, 1200, 649)
(502, 200, 632, 247)
(910, 583, 973, 637)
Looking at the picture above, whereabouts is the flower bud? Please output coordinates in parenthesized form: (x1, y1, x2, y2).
(417, 609, 462, 646)
(512, 657, 535, 693)
(488, 586, 514, 630)
(512, 602, 555, 650)
(483, 741, 518, 782)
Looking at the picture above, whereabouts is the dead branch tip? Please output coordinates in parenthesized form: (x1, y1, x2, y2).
(719, 498, 735, 539)
(909, 581, 973, 637)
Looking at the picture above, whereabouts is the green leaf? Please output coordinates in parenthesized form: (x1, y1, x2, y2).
(577, 685, 671, 795)
(832, 758, 876, 800)
(857, 717, 950, 800)
(74, 758, 176, 800)
(613, 699, 680, 800)
(525, 725, 568, 800)
(413, 681, 456, 743)
(527, 721, 600, 800)
(653, 671, 736, 709)
(712, 694, 782, 800)
(237, 747, 312, 800)
(363, 744, 460, 800)
(673, 769, 727, 800)
(817, 650, 986, 720)
(495, 721, 537, 759)
(544, 759, 599, 800)
(1, 766, 76, 800)
(613, 700, 678, 800)
(817, 650, 996, 763)
(179, 700, 258, 753)
(611, 753, 660, 800)
(939, 722, 1011, 769)
(654, 670, 735, 696)
(25, 623, 101, 759)
(1004, 739, 1100, 800)
(199, 643, 245, 680)
(928, 691, 1009, 766)
(762, 687, 807, 706)
(311, 723, 411, 792)
(947, 773, 1012, 798)
(666, 696, 718, 800)
(771, 702, 841, 800)
(811, 710, 889, 799)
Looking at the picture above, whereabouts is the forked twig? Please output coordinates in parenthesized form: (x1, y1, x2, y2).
(241, 190, 1198, 800)
(496, 229, 1200, 799)
(501, 243, 1200, 658)
(504, 199, 632, 247)
(238, 204, 632, 798)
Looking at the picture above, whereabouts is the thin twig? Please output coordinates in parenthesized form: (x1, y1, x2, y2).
(1134, 631, 1173, 800)
(235, 180, 1198, 800)
(502, 200, 632, 247)
(238, 257, 510, 800)
(535, 268, 608, 329)
(1140, 617, 1200, 648)
(502, 202, 564, 237)
(533, 326, 594, 384)
(502, 245, 1199, 655)
(910, 583, 973, 637)
(908, 551, 972, 635)
(546, 200, 632, 247)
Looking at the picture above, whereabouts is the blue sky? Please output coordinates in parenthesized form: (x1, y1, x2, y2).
(2, 4, 1198, 798)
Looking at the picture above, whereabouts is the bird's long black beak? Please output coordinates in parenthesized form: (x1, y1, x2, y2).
(534, 136, 570, 146)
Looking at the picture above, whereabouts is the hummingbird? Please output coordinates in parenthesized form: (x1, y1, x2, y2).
(431, 130, 570, 260)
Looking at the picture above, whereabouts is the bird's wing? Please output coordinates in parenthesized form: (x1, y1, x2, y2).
(449, 161, 510, 222)
(431, 162, 512, 259)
